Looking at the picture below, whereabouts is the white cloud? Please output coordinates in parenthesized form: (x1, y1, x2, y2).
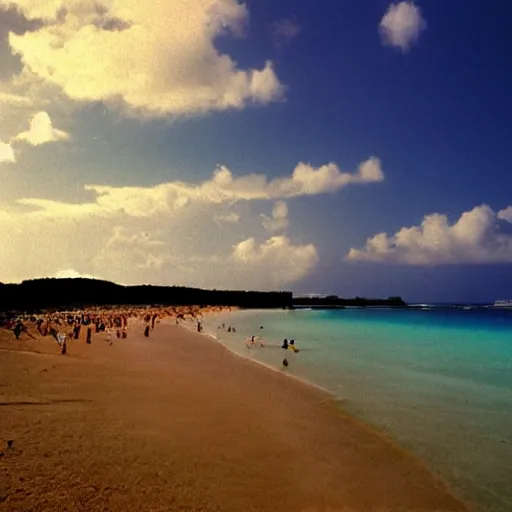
(0, 153, 384, 288)
(0, 197, 320, 289)
(347, 204, 512, 265)
(3, 0, 285, 117)
(261, 201, 289, 232)
(232, 236, 318, 288)
(273, 18, 301, 45)
(0, 188, 321, 290)
(0, 141, 16, 163)
(17, 156, 383, 218)
(13, 111, 70, 145)
(497, 206, 512, 223)
(379, 1, 426, 52)
(268, 157, 384, 198)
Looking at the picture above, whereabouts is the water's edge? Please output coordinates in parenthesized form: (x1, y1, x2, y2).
(173, 314, 474, 511)
(180, 308, 512, 512)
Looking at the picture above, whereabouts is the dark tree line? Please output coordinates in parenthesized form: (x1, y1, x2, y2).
(0, 278, 407, 313)
(0, 278, 293, 312)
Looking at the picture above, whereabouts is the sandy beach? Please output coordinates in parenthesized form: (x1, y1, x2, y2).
(0, 318, 469, 512)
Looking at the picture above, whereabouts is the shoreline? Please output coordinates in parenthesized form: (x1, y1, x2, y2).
(1, 317, 470, 511)
(178, 319, 472, 510)
(178, 317, 339, 405)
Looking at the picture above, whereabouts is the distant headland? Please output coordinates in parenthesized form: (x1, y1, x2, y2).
(0, 278, 406, 312)
(292, 294, 407, 308)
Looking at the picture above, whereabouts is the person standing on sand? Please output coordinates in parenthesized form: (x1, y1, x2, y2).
(56, 332, 65, 347)
(86, 327, 92, 344)
(60, 335, 67, 355)
(49, 327, 59, 342)
(13, 321, 23, 340)
(144, 324, 150, 337)
(13, 321, 35, 341)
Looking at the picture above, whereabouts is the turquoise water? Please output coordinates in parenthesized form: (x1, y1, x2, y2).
(201, 307, 512, 512)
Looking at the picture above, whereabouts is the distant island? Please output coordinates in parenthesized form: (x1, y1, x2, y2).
(292, 295, 407, 308)
(0, 278, 407, 312)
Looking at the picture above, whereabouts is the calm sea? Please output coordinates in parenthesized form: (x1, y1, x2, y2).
(199, 306, 512, 512)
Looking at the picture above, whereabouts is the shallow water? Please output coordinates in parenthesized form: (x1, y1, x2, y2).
(201, 307, 512, 512)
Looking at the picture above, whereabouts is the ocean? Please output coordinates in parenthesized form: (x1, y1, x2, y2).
(199, 306, 512, 512)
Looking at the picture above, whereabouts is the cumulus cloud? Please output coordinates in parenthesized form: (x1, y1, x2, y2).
(272, 18, 301, 45)
(14, 157, 383, 219)
(3, 0, 285, 117)
(0, 141, 16, 163)
(379, 1, 426, 52)
(85, 157, 383, 216)
(0, 153, 384, 288)
(0, 197, 319, 289)
(261, 201, 289, 232)
(13, 111, 70, 145)
(0, 168, 325, 288)
(347, 204, 512, 265)
(232, 236, 318, 288)
(497, 206, 512, 223)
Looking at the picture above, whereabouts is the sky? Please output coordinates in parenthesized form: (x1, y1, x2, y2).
(1, 0, 511, 303)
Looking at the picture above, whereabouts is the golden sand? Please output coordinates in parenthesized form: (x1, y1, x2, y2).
(0, 318, 468, 511)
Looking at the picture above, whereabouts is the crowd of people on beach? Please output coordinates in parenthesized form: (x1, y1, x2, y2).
(0, 305, 227, 354)
(1, 306, 299, 368)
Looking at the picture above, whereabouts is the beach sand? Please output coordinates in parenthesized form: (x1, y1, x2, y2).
(0, 321, 469, 511)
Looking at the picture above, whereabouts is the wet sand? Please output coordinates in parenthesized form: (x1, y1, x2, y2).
(0, 322, 469, 511)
